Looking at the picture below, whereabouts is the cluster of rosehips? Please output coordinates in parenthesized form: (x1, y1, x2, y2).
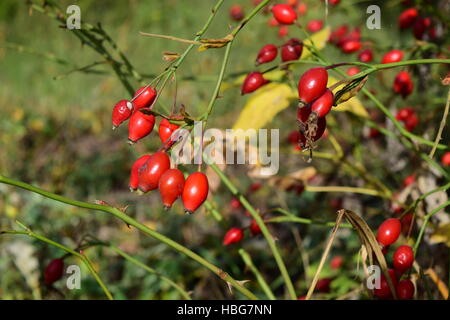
(111, 85, 209, 214)
(223, 220, 262, 246)
(398, 7, 442, 41)
(374, 218, 415, 300)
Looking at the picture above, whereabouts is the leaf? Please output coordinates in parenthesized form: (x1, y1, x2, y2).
(328, 76, 369, 119)
(429, 223, 450, 247)
(299, 27, 331, 60)
(232, 83, 296, 130)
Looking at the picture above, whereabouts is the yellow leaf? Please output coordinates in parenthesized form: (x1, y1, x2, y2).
(328, 76, 369, 119)
(299, 27, 331, 60)
(232, 83, 296, 130)
(430, 223, 450, 247)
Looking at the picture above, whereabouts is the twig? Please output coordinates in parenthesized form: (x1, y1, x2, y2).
(429, 88, 450, 159)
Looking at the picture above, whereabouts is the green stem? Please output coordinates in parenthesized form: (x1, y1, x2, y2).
(0, 174, 257, 300)
(268, 208, 353, 228)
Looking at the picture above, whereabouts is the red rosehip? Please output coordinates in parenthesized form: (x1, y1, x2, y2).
(241, 72, 269, 95)
(396, 107, 418, 132)
(182, 172, 209, 214)
(395, 107, 414, 121)
(129, 154, 151, 191)
(396, 279, 415, 299)
(316, 278, 332, 293)
(341, 39, 362, 53)
(374, 269, 397, 299)
(329, 0, 341, 5)
(393, 245, 414, 274)
(329, 25, 348, 45)
(442, 152, 450, 166)
(256, 44, 278, 65)
(297, 2, 307, 15)
(132, 86, 157, 110)
(413, 17, 431, 40)
(393, 71, 414, 98)
(287, 130, 302, 150)
(358, 49, 373, 63)
(268, 17, 279, 27)
(330, 256, 343, 269)
(401, 212, 414, 235)
(298, 67, 329, 106)
(223, 227, 244, 245)
(278, 25, 289, 38)
(158, 118, 180, 145)
(382, 50, 404, 64)
(112, 99, 133, 129)
(281, 38, 303, 62)
(128, 110, 156, 144)
(249, 219, 262, 236)
(311, 89, 334, 118)
(44, 258, 64, 285)
(297, 106, 327, 147)
(286, 0, 298, 6)
(137, 151, 171, 193)
(377, 218, 402, 246)
(249, 182, 262, 193)
(230, 197, 242, 209)
(158, 168, 185, 209)
(346, 66, 361, 76)
(229, 5, 244, 21)
(398, 8, 418, 29)
(403, 174, 415, 187)
(307, 19, 323, 33)
(271, 4, 297, 25)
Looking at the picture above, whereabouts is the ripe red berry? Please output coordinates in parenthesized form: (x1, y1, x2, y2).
(112, 100, 133, 129)
(128, 110, 156, 144)
(158, 169, 185, 209)
(398, 8, 418, 29)
(330, 256, 343, 269)
(382, 50, 404, 64)
(297, 106, 327, 147)
(249, 219, 262, 236)
(340, 39, 362, 53)
(44, 258, 64, 285)
(129, 154, 151, 191)
(230, 197, 242, 209)
(393, 245, 414, 274)
(358, 49, 374, 63)
(278, 25, 289, 38)
(271, 4, 297, 25)
(229, 5, 244, 21)
(373, 269, 397, 299)
(442, 152, 450, 166)
(241, 72, 269, 95)
(307, 19, 323, 33)
(403, 174, 415, 187)
(329, 0, 341, 5)
(401, 212, 414, 235)
(329, 25, 348, 45)
(182, 172, 209, 214)
(223, 227, 244, 245)
(297, 2, 307, 15)
(311, 89, 334, 118)
(377, 218, 402, 246)
(346, 66, 361, 76)
(393, 71, 414, 98)
(396, 279, 415, 299)
(249, 182, 262, 193)
(287, 130, 302, 150)
(137, 151, 171, 193)
(132, 86, 157, 110)
(413, 17, 431, 40)
(396, 107, 418, 132)
(268, 17, 279, 27)
(316, 278, 332, 293)
(395, 107, 414, 121)
(255, 44, 278, 65)
(281, 38, 303, 62)
(298, 67, 329, 106)
(158, 118, 180, 145)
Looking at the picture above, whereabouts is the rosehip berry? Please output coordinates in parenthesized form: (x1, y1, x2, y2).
(229, 5, 244, 21)
(413, 17, 431, 40)
(159, 118, 180, 145)
(377, 218, 402, 246)
(281, 38, 303, 62)
(255, 44, 278, 65)
(395, 107, 414, 121)
(311, 89, 334, 118)
(346, 66, 361, 76)
(129, 154, 151, 191)
(241, 72, 269, 95)
(340, 39, 362, 53)
(396, 279, 415, 299)
(393, 245, 414, 274)
(316, 278, 332, 293)
(278, 25, 289, 38)
(297, 67, 329, 106)
(112, 99, 133, 129)
(329, 25, 348, 45)
(249, 182, 262, 193)
(231, 197, 242, 210)
(330, 256, 343, 269)
(271, 4, 297, 25)
(158, 169, 185, 209)
(137, 151, 171, 193)
(393, 71, 414, 98)
(182, 172, 209, 214)
(297, 2, 307, 15)
(329, 0, 341, 5)
(44, 258, 64, 285)
(403, 174, 415, 187)
(223, 227, 244, 245)
(132, 86, 157, 110)
(382, 50, 404, 64)
(347, 27, 361, 41)
(396, 107, 418, 132)
(249, 219, 262, 236)
(286, 0, 298, 6)
(268, 17, 279, 27)
(287, 130, 302, 150)
(297, 106, 327, 147)
(373, 269, 397, 299)
(307, 19, 323, 33)
(401, 212, 414, 235)
(398, 8, 418, 29)
(358, 49, 374, 63)
(442, 152, 450, 166)
(128, 110, 156, 144)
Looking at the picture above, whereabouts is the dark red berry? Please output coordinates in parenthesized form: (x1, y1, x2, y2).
(256, 44, 278, 65)
(158, 168, 185, 209)
(128, 110, 156, 144)
(44, 258, 64, 285)
(249, 182, 262, 193)
(137, 151, 171, 193)
(132, 86, 157, 110)
(401, 212, 414, 235)
(182, 172, 209, 214)
(281, 38, 303, 62)
(413, 16, 431, 40)
(377, 218, 402, 246)
(396, 279, 415, 299)
(396, 107, 418, 132)
(393, 71, 414, 98)
(230, 197, 242, 210)
(112, 100, 133, 129)
(158, 118, 180, 145)
(373, 269, 397, 299)
(249, 219, 262, 236)
(316, 278, 332, 293)
(297, 106, 327, 147)
(271, 4, 297, 25)
(298, 67, 329, 105)
(393, 245, 414, 274)
(311, 89, 334, 118)
(329, 25, 348, 45)
(223, 227, 244, 245)
(398, 8, 418, 29)
(358, 49, 373, 63)
(129, 154, 151, 191)
(382, 50, 404, 64)
(307, 19, 323, 33)
(229, 5, 244, 21)
(241, 72, 269, 95)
